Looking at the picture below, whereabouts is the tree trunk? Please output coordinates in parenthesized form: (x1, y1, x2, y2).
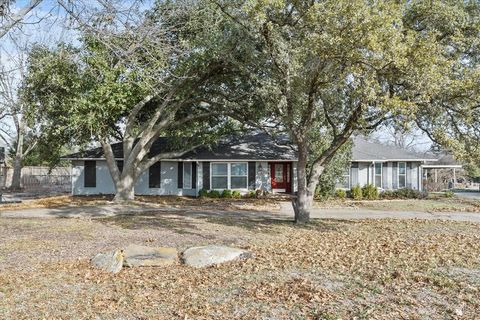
(10, 156, 23, 190)
(113, 178, 135, 202)
(293, 146, 315, 223)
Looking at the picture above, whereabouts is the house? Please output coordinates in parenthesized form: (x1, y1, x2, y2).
(65, 133, 444, 196)
(65, 133, 298, 196)
(336, 137, 439, 191)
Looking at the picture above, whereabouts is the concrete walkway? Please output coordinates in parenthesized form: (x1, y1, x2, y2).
(0, 202, 479, 223)
(278, 202, 480, 223)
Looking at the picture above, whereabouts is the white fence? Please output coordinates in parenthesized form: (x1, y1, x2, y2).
(0, 166, 71, 192)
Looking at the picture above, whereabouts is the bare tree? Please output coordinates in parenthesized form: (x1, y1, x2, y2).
(0, 38, 39, 189)
(0, 0, 44, 39)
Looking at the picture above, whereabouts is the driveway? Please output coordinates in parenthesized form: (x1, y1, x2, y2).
(1, 202, 480, 223)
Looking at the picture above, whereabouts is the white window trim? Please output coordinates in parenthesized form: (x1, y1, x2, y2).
(183, 162, 193, 190)
(374, 162, 383, 189)
(398, 162, 407, 189)
(210, 162, 248, 190)
(337, 167, 350, 189)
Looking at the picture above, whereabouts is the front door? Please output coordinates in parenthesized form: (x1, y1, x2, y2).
(270, 162, 291, 193)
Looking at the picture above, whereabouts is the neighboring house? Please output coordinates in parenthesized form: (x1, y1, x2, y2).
(336, 137, 439, 191)
(64, 133, 446, 197)
(65, 133, 298, 196)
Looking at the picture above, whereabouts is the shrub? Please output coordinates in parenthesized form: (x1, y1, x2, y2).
(232, 190, 242, 199)
(315, 183, 335, 201)
(444, 190, 455, 198)
(221, 189, 233, 198)
(362, 184, 379, 200)
(208, 190, 221, 198)
(198, 189, 208, 198)
(351, 185, 363, 200)
(335, 189, 347, 199)
(380, 188, 428, 200)
(245, 190, 257, 198)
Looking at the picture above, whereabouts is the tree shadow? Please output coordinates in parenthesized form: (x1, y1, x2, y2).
(99, 207, 342, 235)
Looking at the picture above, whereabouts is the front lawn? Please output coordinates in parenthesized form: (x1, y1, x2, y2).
(315, 196, 480, 213)
(0, 209, 479, 319)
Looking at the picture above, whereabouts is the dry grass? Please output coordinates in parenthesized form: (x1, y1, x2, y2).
(315, 197, 480, 213)
(0, 209, 479, 319)
(0, 195, 281, 213)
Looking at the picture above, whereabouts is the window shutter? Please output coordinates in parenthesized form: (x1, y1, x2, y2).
(392, 162, 398, 189)
(202, 162, 210, 190)
(149, 162, 161, 188)
(177, 162, 184, 189)
(248, 162, 256, 190)
(116, 160, 124, 174)
(350, 162, 358, 187)
(84, 161, 96, 188)
(192, 162, 197, 189)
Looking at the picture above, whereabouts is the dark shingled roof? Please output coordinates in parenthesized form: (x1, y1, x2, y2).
(351, 136, 438, 161)
(65, 133, 439, 162)
(65, 132, 297, 161)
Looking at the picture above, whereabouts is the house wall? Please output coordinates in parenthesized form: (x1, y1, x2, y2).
(72, 160, 116, 195)
(72, 160, 197, 196)
(72, 160, 296, 196)
(347, 161, 422, 190)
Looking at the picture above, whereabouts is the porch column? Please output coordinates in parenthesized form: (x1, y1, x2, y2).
(453, 168, 456, 189)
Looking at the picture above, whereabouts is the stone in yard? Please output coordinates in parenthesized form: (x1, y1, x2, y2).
(123, 244, 178, 267)
(182, 245, 252, 268)
(91, 250, 124, 274)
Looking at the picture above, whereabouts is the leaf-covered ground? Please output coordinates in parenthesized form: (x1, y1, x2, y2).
(0, 210, 479, 319)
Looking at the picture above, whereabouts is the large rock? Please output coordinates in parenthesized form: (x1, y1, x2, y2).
(124, 244, 178, 267)
(182, 245, 252, 268)
(91, 250, 124, 273)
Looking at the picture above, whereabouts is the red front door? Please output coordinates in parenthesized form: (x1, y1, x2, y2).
(270, 162, 291, 193)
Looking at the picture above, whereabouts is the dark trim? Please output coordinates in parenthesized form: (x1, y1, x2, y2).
(192, 162, 197, 189)
(248, 162, 256, 190)
(203, 162, 210, 190)
(177, 162, 184, 189)
(116, 160, 124, 174)
(84, 160, 96, 188)
(149, 162, 161, 188)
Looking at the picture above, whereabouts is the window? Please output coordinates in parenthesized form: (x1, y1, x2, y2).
(211, 163, 228, 189)
(84, 161, 96, 188)
(336, 167, 350, 189)
(149, 162, 161, 188)
(230, 163, 248, 189)
(211, 162, 248, 190)
(183, 162, 192, 189)
(398, 162, 406, 188)
(375, 163, 382, 188)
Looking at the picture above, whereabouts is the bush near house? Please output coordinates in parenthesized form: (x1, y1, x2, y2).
(350, 185, 363, 200)
(221, 189, 233, 198)
(208, 190, 221, 198)
(334, 189, 347, 199)
(198, 189, 209, 198)
(232, 190, 242, 199)
(380, 188, 428, 200)
(362, 184, 379, 200)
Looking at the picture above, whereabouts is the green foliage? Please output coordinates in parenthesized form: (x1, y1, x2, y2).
(246, 190, 257, 198)
(444, 190, 455, 198)
(362, 184, 379, 200)
(232, 190, 241, 199)
(351, 185, 363, 200)
(221, 189, 233, 198)
(381, 188, 428, 200)
(207, 190, 221, 198)
(334, 189, 347, 200)
(198, 189, 209, 198)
